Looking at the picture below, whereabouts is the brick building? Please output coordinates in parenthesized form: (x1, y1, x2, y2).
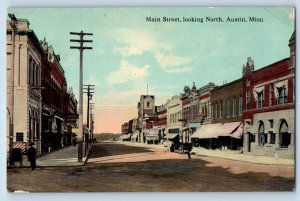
(156, 104, 167, 141)
(40, 38, 69, 153)
(193, 78, 243, 150)
(242, 31, 295, 159)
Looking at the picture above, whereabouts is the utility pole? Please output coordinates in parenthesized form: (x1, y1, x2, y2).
(83, 84, 95, 130)
(70, 31, 93, 162)
(90, 102, 95, 143)
(83, 84, 94, 154)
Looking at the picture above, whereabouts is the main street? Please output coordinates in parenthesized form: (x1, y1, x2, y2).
(7, 142, 294, 192)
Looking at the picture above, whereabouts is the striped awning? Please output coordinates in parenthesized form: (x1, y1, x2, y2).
(13, 143, 26, 153)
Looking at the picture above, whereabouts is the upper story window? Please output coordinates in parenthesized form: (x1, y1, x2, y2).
(214, 103, 217, 119)
(238, 97, 242, 116)
(147, 101, 150, 107)
(219, 101, 222, 118)
(246, 91, 251, 110)
(277, 87, 288, 104)
(274, 80, 288, 105)
(247, 79, 251, 87)
(232, 98, 236, 116)
(269, 83, 274, 106)
(227, 98, 231, 117)
(257, 92, 264, 108)
(253, 86, 264, 109)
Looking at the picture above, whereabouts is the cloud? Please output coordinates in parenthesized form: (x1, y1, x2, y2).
(113, 28, 172, 56)
(113, 28, 192, 73)
(106, 60, 149, 85)
(153, 52, 192, 73)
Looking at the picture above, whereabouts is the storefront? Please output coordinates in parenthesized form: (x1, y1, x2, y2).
(191, 122, 243, 150)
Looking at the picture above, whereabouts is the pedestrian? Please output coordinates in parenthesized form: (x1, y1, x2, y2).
(187, 151, 191, 159)
(72, 136, 77, 147)
(27, 142, 37, 170)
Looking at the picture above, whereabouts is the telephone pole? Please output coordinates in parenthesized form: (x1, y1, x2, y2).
(90, 102, 95, 143)
(70, 31, 93, 162)
(83, 84, 95, 130)
(83, 84, 95, 153)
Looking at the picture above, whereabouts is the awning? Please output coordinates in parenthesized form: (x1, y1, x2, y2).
(231, 124, 243, 139)
(191, 124, 218, 139)
(163, 133, 179, 139)
(191, 122, 243, 139)
(215, 122, 241, 137)
(122, 134, 131, 140)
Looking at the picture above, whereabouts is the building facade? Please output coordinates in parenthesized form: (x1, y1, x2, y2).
(7, 16, 43, 157)
(40, 38, 68, 154)
(208, 79, 243, 150)
(137, 95, 156, 143)
(242, 32, 295, 159)
(7, 15, 79, 163)
(165, 95, 182, 142)
(156, 104, 167, 141)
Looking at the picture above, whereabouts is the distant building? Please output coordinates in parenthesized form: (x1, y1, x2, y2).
(137, 95, 156, 143)
(121, 122, 130, 141)
(242, 31, 295, 159)
(156, 104, 167, 141)
(181, 82, 216, 143)
(165, 95, 182, 143)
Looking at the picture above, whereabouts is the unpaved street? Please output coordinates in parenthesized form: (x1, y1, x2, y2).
(7, 142, 294, 192)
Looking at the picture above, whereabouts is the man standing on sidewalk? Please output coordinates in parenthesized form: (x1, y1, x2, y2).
(27, 143, 37, 170)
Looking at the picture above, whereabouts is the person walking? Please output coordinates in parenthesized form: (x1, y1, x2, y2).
(27, 143, 37, 170)
(187, 150, 191, 159)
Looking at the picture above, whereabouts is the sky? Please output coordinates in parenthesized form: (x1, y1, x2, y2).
(8, 7, 295, 133)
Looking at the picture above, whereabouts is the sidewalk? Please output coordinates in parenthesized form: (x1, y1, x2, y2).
(10, 144, 91, 168)
(121, 141, 294, 166)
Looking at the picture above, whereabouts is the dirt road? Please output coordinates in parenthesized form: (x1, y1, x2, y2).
(7, 142, 294, 192)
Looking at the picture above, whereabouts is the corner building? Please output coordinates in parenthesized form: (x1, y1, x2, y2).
(242, 31, 295, 159)
(7, 17, 43, 156)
